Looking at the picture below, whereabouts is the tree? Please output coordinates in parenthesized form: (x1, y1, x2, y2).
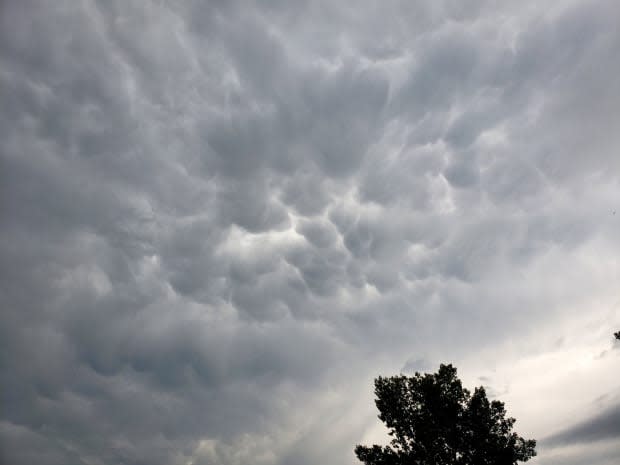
(355, 364, 536, 465)
(614, 331, 620, 340)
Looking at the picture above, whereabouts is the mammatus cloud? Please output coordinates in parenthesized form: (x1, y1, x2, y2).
(1, 1, 619, 464)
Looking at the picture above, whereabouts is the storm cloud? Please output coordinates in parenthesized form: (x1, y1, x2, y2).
(544, 403, 620, 446)
(1, 1, 620, 464)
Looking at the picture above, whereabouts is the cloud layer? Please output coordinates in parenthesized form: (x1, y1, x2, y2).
(2, 1, 620, 464)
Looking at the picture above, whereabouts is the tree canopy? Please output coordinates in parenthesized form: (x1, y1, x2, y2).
(355, 364, 536, 465)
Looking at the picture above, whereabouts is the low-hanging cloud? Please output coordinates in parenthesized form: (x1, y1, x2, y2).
(2, 1, 620, 465)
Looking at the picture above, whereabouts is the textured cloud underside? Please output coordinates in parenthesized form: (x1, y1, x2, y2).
(1, 1, 620, 464)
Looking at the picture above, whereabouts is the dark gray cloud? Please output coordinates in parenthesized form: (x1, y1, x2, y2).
(544, 403, 620, 447)
(2, 1, 620, 464)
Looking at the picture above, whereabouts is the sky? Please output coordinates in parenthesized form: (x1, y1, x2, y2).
(1, 1, 620, 464)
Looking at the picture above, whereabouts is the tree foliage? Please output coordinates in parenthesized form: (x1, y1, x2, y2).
(355, 364, 536, 465)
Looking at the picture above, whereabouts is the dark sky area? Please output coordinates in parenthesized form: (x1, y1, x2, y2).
(1, 1, 620, 464)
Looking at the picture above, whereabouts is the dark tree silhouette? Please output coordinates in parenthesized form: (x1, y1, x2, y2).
(355, 364, 536, 465)
(614, 331, 620, 340)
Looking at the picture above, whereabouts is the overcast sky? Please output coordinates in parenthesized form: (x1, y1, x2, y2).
(2, 1, 620, 464)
